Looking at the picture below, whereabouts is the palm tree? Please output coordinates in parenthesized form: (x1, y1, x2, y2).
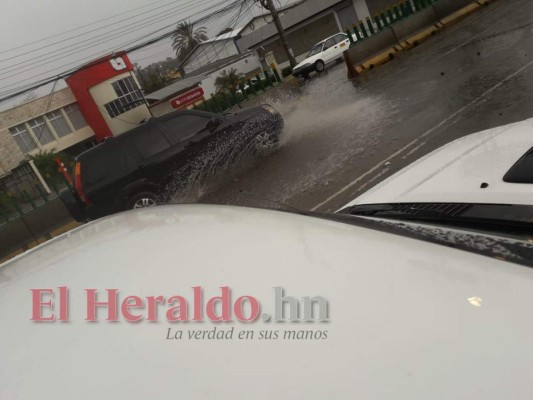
(215, 68, 242, 94)
(171, 21, 208, 61)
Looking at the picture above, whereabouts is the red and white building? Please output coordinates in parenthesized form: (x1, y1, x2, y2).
(0, 53, 151, 178)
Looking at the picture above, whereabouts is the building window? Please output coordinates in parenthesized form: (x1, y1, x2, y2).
(46, 110, 72, 137)
(104, 76, 144, 118)
(27, 117, 55, 145)
(9, 124, 37, 153)
(64, 103, 87, 130)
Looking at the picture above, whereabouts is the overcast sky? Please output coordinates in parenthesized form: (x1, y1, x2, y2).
(0, 0, 283, 109)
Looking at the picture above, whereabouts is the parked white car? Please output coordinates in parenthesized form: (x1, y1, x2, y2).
(339, 117, 533, 236)
(292, 32, 356, 78)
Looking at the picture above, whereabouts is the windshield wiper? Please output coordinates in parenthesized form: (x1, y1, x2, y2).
(339, 203, 533, 236)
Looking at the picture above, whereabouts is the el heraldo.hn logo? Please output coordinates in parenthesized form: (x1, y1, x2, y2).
(30, 286, 330, 324)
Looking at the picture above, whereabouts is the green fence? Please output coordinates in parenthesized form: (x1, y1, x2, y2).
(346, 0, 439, 44)
(0, 179, 68, 226)
(194, 67, 283, 113)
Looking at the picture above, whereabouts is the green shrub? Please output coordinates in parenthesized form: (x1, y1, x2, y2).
(282, 66, 293, 77)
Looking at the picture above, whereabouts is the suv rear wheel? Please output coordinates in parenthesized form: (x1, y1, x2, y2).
(126, 191, 158, 209)
(254, 131, 279, 155)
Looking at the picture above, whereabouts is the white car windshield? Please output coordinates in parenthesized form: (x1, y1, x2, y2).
(307, 42, 324, 57)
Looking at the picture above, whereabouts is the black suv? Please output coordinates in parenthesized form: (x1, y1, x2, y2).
(60, 105, 283, 221)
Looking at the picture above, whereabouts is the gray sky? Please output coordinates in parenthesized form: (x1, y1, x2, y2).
(0, 0, 279, 109)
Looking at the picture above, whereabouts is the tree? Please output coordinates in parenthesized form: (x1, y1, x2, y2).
(171, 21, 208, 62)
(25, 149, 73, 185)
(215, 68, 242, 94)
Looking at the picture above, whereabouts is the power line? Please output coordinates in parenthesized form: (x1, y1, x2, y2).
(0, 0, 178, 56)
(179, 1, 257, 70)
(0, 0, 204, 77)
(123, 0, 248, 53)
(32, 79, 59, 145)
(0, 0, 249, 102)
(0, 0, 241, 91)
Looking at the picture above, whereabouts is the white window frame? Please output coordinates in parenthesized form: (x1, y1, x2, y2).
(63, 103, 87, 130)
(46, 109, 72, 137)
(104, 76, 144, 118)
(27, 116, 57, 145)
(10, 124, 38, 153)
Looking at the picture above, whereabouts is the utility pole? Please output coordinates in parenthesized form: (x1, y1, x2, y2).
(261, 0, 297, 68)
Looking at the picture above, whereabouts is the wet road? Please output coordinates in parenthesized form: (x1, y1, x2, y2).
(181, 0, 533, 212)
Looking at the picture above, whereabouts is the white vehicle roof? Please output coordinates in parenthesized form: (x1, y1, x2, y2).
(1, 205, 533, 399)
(344, 118, 533, 208)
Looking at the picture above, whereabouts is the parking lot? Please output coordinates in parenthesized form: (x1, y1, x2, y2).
(194, 0, 533, 212)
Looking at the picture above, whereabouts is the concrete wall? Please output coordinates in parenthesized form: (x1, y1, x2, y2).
(345, 0, 478, 66)
(336, 2, 359, 30)
(367, 0, 401, 15)
(392, 6, 437, 40)
(432, 0, 474, 18)
(0, 197, 71, 260)
(346, 28, 398, 62)
(352, 0, 371, 20)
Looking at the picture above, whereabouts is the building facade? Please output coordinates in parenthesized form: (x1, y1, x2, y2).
(179, 30, 244, 75)
(237, 0, 371, 68)
(66, 53, 151, 141)
(0, 88, 93, 177)
(147, 52, 263, 117)
(0, 53, 151, 180)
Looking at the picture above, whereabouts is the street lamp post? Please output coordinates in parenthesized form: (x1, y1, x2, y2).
(261, 0, 297, 68)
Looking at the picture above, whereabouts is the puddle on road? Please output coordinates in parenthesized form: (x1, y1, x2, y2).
(168, 68, 396, 206)
(271, 73, 389, 147)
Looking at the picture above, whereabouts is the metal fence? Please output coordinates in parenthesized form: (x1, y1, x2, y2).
(346, 0, 438, 43)
(0, 164, 69, 226)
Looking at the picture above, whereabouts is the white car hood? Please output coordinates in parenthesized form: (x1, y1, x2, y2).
(1, 205, 533, 399)
(294, 53, 321, 69)
(344, 118, 533, 208)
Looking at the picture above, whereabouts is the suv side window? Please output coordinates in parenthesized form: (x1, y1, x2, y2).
(81, 141, 140, 190)
(159, 114, 212, 145)
(131, 126, 170, 158)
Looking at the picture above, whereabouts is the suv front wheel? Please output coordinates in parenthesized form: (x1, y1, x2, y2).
(126, 191, 158, 209)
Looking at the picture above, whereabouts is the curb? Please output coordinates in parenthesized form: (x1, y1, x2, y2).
(347, 0, 495, 76)
(440, 2, 483, 26)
